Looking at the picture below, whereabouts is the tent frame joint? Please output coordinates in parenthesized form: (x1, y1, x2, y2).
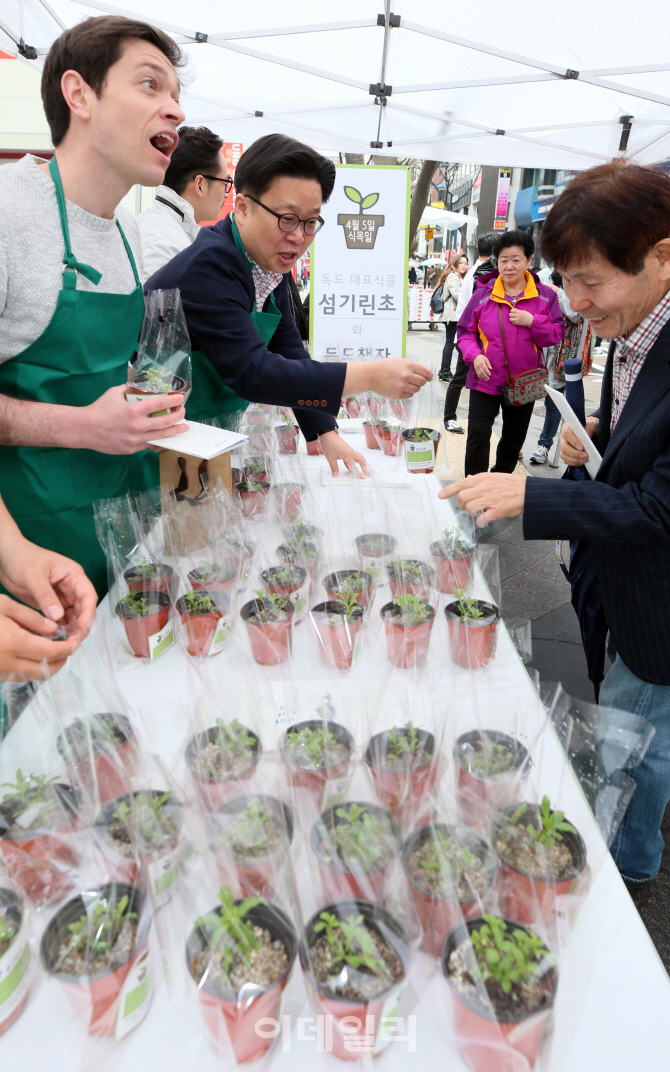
(564, 68, 580, 80)
(18, 38, 38, 60)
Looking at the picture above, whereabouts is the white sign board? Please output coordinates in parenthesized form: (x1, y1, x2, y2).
(310, 165, 410, 362)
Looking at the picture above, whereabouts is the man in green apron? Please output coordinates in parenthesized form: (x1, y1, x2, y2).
(0, 17, 189, 597)
(147, 134, 432, 462)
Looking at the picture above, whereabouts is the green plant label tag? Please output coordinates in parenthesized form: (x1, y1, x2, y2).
(360, 552, 392, 585)
(115, 949, 153, 1042)
(0, 920, 32, 1025)
(208, 617, 232, 656)
(148, 618, 174, 661)
(289, 579, 311, 622)
(404, 442, 435, 471)
(147, 837, 188, 908)
(373, 978, 409, 1054)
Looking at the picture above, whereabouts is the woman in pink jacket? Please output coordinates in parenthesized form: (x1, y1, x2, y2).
(457, 230, 565, 475)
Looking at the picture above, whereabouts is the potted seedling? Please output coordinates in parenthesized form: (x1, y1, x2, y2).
(280, 719, 355, 800)
(344, 396, 362, 418)
(261, 564, 309, 623)
(365, 722, 438, 816)
(277, 538, 319, 583)
(379, 423, 402, 456)
(401, 426, 441, 474)
(236, 478, 271, 520)
(188, 561, 237, 597)
(354, 533, 398, 585)
(430, 526, 475, 593)
(123, 558, 175, 597)
(363, 417, 388, 450)
(311, 801, 400, 903)
(242, 456, 268, 482)
(306, 436, 323, 456)
(494, 797, 587, 927)
(402, 824, 497, 957)
(0, 887, 32, 1036)
(0, 771, 78, 906)
(186, 886, 297, 1064)
(338, 185, 385, 249)
(386, 558, 436, 601)
(380, 595, 436, 668)
(445, 589, 500, 669)
(323, 568, 374, 612)
(126, 365, 187, 415)
(301, 899, 409, 1061)
(94, 790, 184, 907)
(455, 730, 531, 830)
(310, 596, 364, 670)
(186, 720, 262, 811)
(441, 914, 557, 1072)
(275, 413, 299, 454)
(214, 794, 294, 898)
(240, 592, 294, 665)
(281, 518, 322, 544)
(176, 590, 231, 657)
(116, 589, 172, 660)
(40, 882, 151, 1038)
(272, 482, 304, 520)
(57, 713, 137, 808)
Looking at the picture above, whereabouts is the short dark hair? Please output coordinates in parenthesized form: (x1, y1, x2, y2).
(541, 162, 670, 275)
(477, 231, 497, 257)
(494, 228, 535, 259)
(42, 16, 185, 147)
(234, 134, 336, 203)
(163, 126, 224, 195)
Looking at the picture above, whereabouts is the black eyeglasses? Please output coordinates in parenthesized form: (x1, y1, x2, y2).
(246, 194, 324, 236)
(198, 175, 234, 194)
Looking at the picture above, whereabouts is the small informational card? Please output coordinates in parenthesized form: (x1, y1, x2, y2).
(545, 386, 602, 479)
(147, 420, 248, 460)
(319, 467, 411, 489)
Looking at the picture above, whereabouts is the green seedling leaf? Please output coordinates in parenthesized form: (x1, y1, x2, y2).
(361, 193, 379, 210)
(344, 186, 363, 205)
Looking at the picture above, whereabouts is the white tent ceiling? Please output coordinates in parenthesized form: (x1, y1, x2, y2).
(2, 0, 670, 168)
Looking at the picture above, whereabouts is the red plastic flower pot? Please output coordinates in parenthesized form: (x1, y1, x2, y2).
(323, 569, 374, 612)
(401, 824, 497, 957)
(381, 601, 436, 669)
(93, 791, 184, 898)
(277, 541, 319, 584)
(272, 483, 304, 520)
(123, 562, 175, 596)
(363, 421, 386, 449)
(354, 534, 398, 586)
(493, 803, 588, 928)
(116, 590, 171, 659)
(188, 565, 237, 597)
(311, 602, 364, 669)
(176, 593, 230, 657)
(345, 398, 361, 418)
(444, 600, 500, 669)
(310, 801, 400, 904)
(214, 795, 294, 898)
(401, 428, 441, 475)
(0, 888, 31, 1037)
(187, 900, 298, 1064)
(301, 899, 410, 1062)
(57, 713, 137, 809)
(386, 559, 436, 602)
(242, 457, 268, 483)
(364, 727, 438, 816)
(240, 599, 294, 665)
(40, 883, 151, 1038)
(261, 565, 310, 623)
(0, 784, 78, 906)
(280, 719, 354, 800)
(236, 480, 270, 520)
(276, 423, 299, 454)
(429, 542, 474, 594)
(185, 726, 262, 812)
(455, 730, 531, 831)
(379, 427, 401, 456)
(441, 918, 558, 1072)
(125, 372, 186, 413)
(306, 437, 323, 456)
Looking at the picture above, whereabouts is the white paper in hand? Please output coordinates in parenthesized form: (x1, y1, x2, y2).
(545, 386, 602, 479)
(147, 420, 247, 459)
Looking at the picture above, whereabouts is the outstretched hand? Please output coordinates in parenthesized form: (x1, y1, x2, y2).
(439, 472, 527, 527)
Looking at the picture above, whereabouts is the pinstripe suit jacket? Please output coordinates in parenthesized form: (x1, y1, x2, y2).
(523, 320, 670, 685)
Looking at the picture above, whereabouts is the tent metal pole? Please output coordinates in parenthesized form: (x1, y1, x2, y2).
(394, 74, 559, 93)
(401, 20, 567, 76)
(374, 1, 394, 148)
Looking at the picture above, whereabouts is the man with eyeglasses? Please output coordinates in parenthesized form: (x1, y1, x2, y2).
(147, 133, 432, 476)
(138, 125, 230, 281)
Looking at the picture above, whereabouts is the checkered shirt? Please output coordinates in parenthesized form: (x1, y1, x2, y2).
(611, 288, 670, 431)
(244, 250, 283, 312)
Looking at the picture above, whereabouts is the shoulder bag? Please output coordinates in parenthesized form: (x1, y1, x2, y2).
(430, 284, 444, 314)
(498, 304, 548, 406)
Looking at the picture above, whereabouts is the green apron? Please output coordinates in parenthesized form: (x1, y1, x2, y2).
(0, 156, 157, 598)
(185, 215, 282, 426)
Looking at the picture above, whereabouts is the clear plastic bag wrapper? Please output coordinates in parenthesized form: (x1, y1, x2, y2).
(443, 543, 502, 671)
(398, 378, 444, 476)
(0, 880, 38, 1038)
(126, 287, 191, 406)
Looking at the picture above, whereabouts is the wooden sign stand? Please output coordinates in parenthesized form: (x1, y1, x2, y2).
(158, 449, 232, 500)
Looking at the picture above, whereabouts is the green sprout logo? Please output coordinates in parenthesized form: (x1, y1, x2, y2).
(338, 186, 385, 249)
(344, 187, 380, 212)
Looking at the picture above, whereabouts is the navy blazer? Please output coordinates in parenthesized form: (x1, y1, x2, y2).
(524, 319, 670, 685)
(145, 216, 346, 441)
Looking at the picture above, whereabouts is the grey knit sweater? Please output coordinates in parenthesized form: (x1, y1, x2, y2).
(0, 154, 144, 361)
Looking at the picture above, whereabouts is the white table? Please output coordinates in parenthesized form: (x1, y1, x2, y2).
(2, 430, 669, 1072)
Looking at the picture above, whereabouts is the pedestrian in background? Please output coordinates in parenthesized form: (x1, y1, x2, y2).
(437, 254, 468, 382)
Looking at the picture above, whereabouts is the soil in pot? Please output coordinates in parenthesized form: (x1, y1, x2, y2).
(363, 420, 387, 450)
(402, 824, 497, 956)
(354, 534, 398, 585)
(116, 590, 172, 660)
(240, 595, 294, 665)
(401, 427, 441, 474)
(280, 719, 354, 801)
(0, 774, 78, 906)
(312, 801, 400, 903)
(261, 564, 309, 623)
(301, 898, 409, 1061)
(365, 722, 438, 815)
(236, 479, 270, 519)
(445, 595, 500, 669)
(323, 568, 374, 611)
(386, 558, 436, 601)
(430, 528, 475, 593)
(188, 563, 237, 597)
(40, 882, 151, 1037)
(213, 795, 294, 898)
(493, 798, 587, 927)
(186, 721, 262, 810)
(176, 590, 230, 657)
(94, 790, 183, 906)
(123, 559, 175, 596)
(126, 370, 186, 413)
(0, 888, 32, 1036)
(187, 887, 297, 1064)
(456, 730, 531, 830)
(381, 597, 436, 668)
(442, 915, 557, 1072)
(311, 600, 364, 670)
(57, 712, 137, 806)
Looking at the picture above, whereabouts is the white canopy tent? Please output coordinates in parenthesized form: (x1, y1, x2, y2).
(1, 0, 670, 168)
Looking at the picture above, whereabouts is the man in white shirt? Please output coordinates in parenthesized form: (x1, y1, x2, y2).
(138, 126, 230, 280)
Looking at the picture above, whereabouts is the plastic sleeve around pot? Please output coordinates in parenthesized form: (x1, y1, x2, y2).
(279, 719, 355, 807)
(0, 782, 80, 908)
(210, 793, 294, 900)
(56, 713, 138, 810)
(185, 725, 263, 811)
(310, 800, 400, 904)
(455, 729, 532, 832)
